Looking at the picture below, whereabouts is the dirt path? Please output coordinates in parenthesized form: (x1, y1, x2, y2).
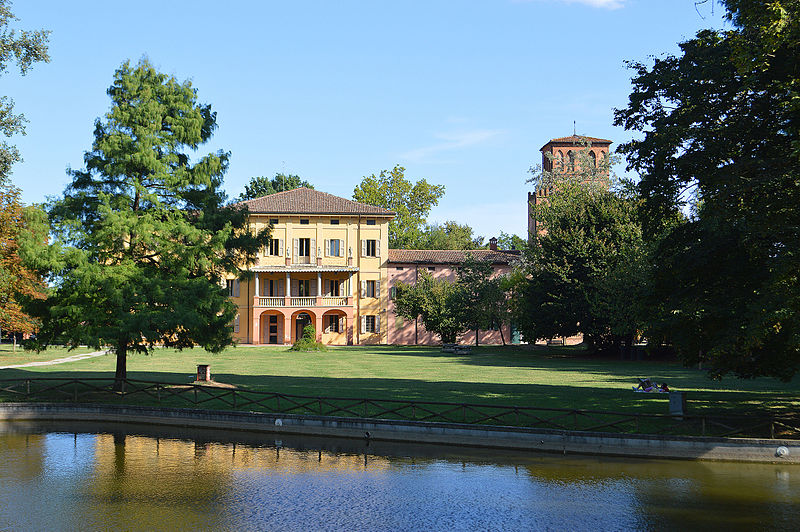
(0, 350, 108, 370)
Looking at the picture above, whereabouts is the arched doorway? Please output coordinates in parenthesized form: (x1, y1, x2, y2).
(259, 311, 285, 344)
(295, 312, 313, 342)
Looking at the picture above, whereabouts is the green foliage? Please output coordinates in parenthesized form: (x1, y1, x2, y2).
(613, 1, 800, 379)
(520, 182, 647, 353)
(22, 59, 270, 381)
(0, 0, 49, 179)
(416, 220, 485, 250)
(353, 165, 445, 249)
(394, 273, 465, 344)
(289, 324, 327, 351)
(496, 231, 526, 252)
(237, 173, 313, 201)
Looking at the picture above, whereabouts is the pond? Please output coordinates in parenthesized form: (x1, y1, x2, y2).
(0, 421, 798, 530)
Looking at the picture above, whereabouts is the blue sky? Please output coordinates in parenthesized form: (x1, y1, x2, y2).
(6, 0, 727, 241)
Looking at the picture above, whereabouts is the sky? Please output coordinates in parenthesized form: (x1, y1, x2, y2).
(5, 0, 728, 241)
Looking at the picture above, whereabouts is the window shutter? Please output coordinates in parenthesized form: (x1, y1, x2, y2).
(278, 239, 284, 257)
(361, 240, 366, 256)
(339, 239, 344, 257)
(293, 280, 298, 297)
(263, 244, 268, 257)
(340, 280, 345, 297)
(310, 238, 316, 259)
(310, 281, 316, 297)
(339, 316, 345, 332)
(375, 241, 381, 258)
(360, 315, 366, 334)
(278, 281, 284, 297)
(234, 314, 240, 333)
(293, 238, 299, 261)
(375, 315, 380, 333)
(324, 239, 329, 257)
(360, 281, 366, 298)
(375, 281, 381, 298)
(234, 280, 240, 298)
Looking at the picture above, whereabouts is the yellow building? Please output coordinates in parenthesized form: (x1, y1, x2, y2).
(228, 188, 393, 345)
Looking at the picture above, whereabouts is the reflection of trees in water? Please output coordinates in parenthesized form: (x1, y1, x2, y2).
(0, 432, 46, 479)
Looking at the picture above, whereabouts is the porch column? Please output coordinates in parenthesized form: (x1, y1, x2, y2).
(315, 313, 323, 342)
(284, 271, 291, 306)
(252, 312, 260, 345)
(347, 272, 354, 306)
(316, 272, 323, 306)
(283, 313, 292, 345)
(254, 273, 260, 297)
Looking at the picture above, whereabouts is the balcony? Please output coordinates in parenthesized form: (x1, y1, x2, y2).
(255, 296, 352, 308)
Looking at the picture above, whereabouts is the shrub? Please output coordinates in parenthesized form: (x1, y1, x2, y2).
(289, 325, 327, 352)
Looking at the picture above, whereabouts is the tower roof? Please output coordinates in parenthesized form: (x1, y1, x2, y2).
(540, 135, 612, 152)
(236, 187, 395, 216)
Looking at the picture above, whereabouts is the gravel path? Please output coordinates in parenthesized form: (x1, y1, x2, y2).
(0, 350, 108, 370)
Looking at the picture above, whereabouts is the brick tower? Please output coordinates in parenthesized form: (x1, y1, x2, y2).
(527, 135, 612, 239)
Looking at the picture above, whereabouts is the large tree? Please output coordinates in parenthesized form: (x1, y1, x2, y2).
(0, 0, 49, 180)
(614, 0, 800, 379)
(416, 220, 485, 250)
(393, 272, 466, 344)
(521, 181, 647, 353)
(0, 177, 45, 346)
(237, 173, 313, 201)
(353, 165, 445, 249)
(24, 60, 269, 383)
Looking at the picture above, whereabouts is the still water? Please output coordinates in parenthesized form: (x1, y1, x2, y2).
(0, 421, 798, 531)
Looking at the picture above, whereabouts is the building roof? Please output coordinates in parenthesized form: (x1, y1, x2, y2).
(387, 249, 521, 265)
(237, 188, 395, 216)
(540, 135, 612, 151)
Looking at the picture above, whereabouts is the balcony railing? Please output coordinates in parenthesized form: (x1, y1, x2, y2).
(258, 297, 284, 307)
(255, 296, 352, 308)
(290, 297, 316, 307)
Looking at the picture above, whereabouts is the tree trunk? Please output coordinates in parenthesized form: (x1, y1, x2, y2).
(475, 328, 479, 347)
(499, 325, 506, 346)
(114, 342, 128, 391)
(12, 334, 16, 352)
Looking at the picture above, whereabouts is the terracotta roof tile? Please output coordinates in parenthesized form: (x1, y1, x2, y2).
(236, 188, 395, 216)
(387, 249, 521, 265)
(540, 135, 612, 151)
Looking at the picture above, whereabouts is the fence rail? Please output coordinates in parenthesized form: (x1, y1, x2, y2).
(1, 377, 797, 440)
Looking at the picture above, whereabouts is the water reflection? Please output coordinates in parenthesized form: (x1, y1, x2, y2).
(0, 421, 798, 531)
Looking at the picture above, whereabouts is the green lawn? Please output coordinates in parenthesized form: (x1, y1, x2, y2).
(0, 345, 98, 367)
(1, 344, 797, 420)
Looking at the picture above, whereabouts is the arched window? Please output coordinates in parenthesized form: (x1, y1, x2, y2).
(555, 151, 563, 171)
(589, 150, 597, 169)
(567, 150, 575, 172)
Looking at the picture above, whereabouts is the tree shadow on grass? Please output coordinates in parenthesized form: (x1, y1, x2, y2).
(1, 368, 796, 419)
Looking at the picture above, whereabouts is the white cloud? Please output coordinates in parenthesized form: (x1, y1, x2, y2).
(519, 0, 626, 9)
(400, 129, 504, 163)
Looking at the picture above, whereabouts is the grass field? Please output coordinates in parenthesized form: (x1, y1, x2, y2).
(1, 344, 797, 419)
(0, 344, 97, 367)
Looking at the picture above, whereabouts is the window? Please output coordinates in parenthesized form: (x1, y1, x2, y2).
(589, 150, 597, 168)
(270, 218, 279, 224)
(428, 266, 435, 271)
(365, 315, 377, 333)
(328, 239, 340, 257)
(567, 150, 575, 172)
(298, 279, 311, 296)
(233, 313, 240, 333)
(226, 279, 239, 297)
(268, 238, 281, 256)
(366, 219, 376, 226)
(329, 280, 340, 297)
(328, 315, 340, 333)
(363, 239, 377, 257)
(330, 219, 339, 225)
(299, 238, 311, 257)
(300, 219, 310, 225)
(389, 286, 397, 300)
(395, 266, 404, 270)
(366, 280, 378, 298)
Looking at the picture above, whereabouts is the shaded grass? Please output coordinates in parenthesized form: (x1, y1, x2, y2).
(1, 344, 797, 420)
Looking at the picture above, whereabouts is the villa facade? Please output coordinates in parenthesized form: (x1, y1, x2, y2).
(227, 188, 520, 346)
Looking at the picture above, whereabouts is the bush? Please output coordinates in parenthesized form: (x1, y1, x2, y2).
(289, 325, 327, 352)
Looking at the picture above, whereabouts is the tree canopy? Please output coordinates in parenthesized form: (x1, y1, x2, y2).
(353, 165, 445, 249)
(237, 173, 314, 201)
(24, 60, 269, 382)
(614, 0, 800, 379)
(0, 0, 49, 180)
(416, 220, 485, 250)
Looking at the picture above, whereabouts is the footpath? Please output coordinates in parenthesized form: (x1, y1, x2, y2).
(0, 350, 107, 370)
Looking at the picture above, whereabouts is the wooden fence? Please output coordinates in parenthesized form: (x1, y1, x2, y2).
(1, 377, 798, 439)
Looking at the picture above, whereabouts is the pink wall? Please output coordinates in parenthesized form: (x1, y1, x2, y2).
(386, 261, 514, 346)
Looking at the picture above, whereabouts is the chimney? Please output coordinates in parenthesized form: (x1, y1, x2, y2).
(489, 237, 498, 251)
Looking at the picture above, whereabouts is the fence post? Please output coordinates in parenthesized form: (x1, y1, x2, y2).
(573, 411, 577, 430)
(412, 402, 416, 420)
(771, 420, 775, 439)
(157, 383, 161, 404)
(363, 399, 368, 418)
(194, 385, 197, 404)
(462, 404, 466, 423)
(26, 379, 30, 398)
(233, 389, 237, 409)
